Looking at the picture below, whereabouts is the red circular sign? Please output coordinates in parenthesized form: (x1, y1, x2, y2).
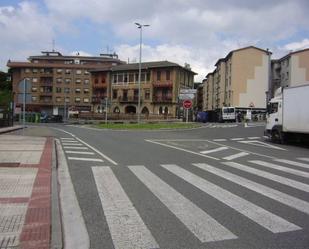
(183, 99, 192, 109)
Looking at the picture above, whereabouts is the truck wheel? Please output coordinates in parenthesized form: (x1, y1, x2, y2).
(271, 130, 285, 144)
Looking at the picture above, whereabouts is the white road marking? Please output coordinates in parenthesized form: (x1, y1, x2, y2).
(248, 137, 261, 140)
(193, 163, 309, 215)
(230, 138, 245, 141)
(129, 166, 237, 242)
(298, 158, 309, 163)
(65, 151, 95, 155)
(62, 143, 83, 146)
(223, 152, 249, 161)
(250, 160, 309, 178)
(162, 164, 300, 233)
(223, 161, 309, 193)
(51, 127, 118, 165)
(239, 140, 286, 151)
(63, 146, 89, 150)
(213, 139, 227, 142)
(68, 157, 103, 162)
(61, 138, 76, 140)
(61, 141, 79, 143)
(145, 140, 219, 160)
(200, 147, 228, 154)
(92, 167, 159, 249)
(274, 159, 309, 170)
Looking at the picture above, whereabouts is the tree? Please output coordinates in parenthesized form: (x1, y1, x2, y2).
(0, 71, 12, 106)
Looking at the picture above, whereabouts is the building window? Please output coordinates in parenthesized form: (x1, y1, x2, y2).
(65, 79, 71, 84)
(157, 71, 161, 81)
(94, 78, 99, 84)
(101, 77, 106, 83)
(56, 78, 62, 84)
(57, 69, 62, 74)
(56, 87, 61, 93)
(166, 70, 170, 80)
(75, 88, 81, 94)
(75, 97, 81, 102)
(65, 69, 71, 74)
(76, 69, 82, 75)
(65, 97, 70, 103)
(118, 74, 123, 82)
(31, 96, 37, 102)
(64, 88, 70, 94)
(56, 97, 62, 102)
(25, 68, 30, 73)
(31, 87, 37, 92)
(84, 79, 90, 85)
(32, 78, 38, 83)
(84, 70, 90, 75)
(83, 98, 89, 103)
(113, 90, 118, 99)
(141, 73, 146, 82)
(129, 74, 134, 82)
(147, 72, 150, 81)
(33, 69, 38, 73)
(76, 79, 81, 84)
(113, 75, 117, 84)
(145, 89, 150, 100)
(84, 88, 89, 94)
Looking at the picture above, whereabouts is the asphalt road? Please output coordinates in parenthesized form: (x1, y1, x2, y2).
(11, 122, 309, 249)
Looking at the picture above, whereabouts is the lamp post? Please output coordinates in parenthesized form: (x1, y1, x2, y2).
(135, 22, 150, 123)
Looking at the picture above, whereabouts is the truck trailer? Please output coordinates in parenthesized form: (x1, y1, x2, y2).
(265, 84, 309, 143)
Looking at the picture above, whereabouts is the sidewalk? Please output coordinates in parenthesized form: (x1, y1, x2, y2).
(0, 135, 53, 249)
(0, 125, 24, 134)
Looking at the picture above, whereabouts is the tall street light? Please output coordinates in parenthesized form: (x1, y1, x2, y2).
(135, 22, 150, 123)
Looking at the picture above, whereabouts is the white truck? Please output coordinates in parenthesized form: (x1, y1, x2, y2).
(265, 84, 309, 143)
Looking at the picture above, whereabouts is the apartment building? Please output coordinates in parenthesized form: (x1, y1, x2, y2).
(203, 46, 271, 111)
(271, 48, 309, 97)
(7, 51, 124, 115)
(91, 61, 196, 118)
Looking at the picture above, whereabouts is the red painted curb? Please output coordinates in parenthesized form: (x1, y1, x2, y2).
(19, 137, 53, 249)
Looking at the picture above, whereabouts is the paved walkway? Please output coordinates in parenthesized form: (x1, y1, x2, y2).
(0, 135, 52, 249)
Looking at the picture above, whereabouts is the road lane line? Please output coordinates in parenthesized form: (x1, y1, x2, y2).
(230, 138, 245, 141)
(92, 167, 159, 249)
(61, 141, 79, 143)
(62, 143, 83, 146)
(213, 139, 227, 142)
(223, 152, 249, 160)
(274, 159, 309, 169)
(145, 140, 219, 161)
(250, 160, 309, 178)
(65, 151, 95, 155)
(68, 157, 103, 162)
(129, 166, 237, 242)
(298, 158, 309, 163)
(223, 161, 309, 193)
(60, 138, 76, 140)
(248, 137, 261, 140)
(162, 164, 301, 233)
(193, 163, 309, 215)
(51, 127, 118, 165)
(200, 147, 228, 154)
(63, 146, 89, 150)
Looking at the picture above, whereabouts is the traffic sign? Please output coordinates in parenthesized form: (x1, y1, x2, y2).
(183, 99, 192, 109)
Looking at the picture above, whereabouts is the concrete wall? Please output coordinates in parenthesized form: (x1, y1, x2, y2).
(290, 52, 309, 86)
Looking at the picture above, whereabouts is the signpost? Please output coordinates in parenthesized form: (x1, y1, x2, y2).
(183, 99, 192, 123)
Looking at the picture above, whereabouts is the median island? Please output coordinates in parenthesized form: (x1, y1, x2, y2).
(95, 122, 201, 130)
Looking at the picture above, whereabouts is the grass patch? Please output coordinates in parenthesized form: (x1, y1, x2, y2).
(95, 122, 201, 130)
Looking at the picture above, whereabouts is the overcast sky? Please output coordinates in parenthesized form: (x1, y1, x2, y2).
(1, 0, 309, 81)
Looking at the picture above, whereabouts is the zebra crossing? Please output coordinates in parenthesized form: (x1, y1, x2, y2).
(90, 157, 309, 248)
(60, 137, 105, 163)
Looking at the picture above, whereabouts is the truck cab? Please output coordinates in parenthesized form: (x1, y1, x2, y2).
(265, 90, 283, 142)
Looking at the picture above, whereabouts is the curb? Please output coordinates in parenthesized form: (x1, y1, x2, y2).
(51, 139, 64, 249)
(55, 139, 90, 249)
(0, 125, 25, 134)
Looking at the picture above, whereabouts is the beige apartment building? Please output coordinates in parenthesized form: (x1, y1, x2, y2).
(271, 48, 309, 97)
(91, 61, 196, 118)
(7, 51, 124, 116)
(203, 46, 272, 111)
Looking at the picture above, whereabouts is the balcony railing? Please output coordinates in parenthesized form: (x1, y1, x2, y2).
(118, 96, 139, 103)
(152, 96, 173, 103)
(153, 81, 173, 88)
(93, 83, 107, 89)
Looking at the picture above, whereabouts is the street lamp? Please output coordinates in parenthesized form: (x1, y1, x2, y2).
(135, 22, 150, 123)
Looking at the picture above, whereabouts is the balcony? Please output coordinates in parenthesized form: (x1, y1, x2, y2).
(152, 95, 173, 103)
(93, 83, 107, 89)
(118, 96, 139, 103)
(153, 81, 173, 88)
(92, 94, 107, 103)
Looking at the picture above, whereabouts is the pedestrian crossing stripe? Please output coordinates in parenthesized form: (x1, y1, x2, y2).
(89, 158, 309, 248)
(129, 166, 237, 242)
(274, 159, 309, 169)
